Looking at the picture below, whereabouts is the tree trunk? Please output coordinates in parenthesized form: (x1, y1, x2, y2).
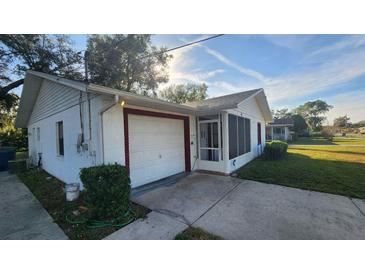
(0, 78, 25, 95)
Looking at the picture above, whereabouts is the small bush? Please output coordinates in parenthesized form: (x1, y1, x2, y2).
(79, 164, 131, 219)
(0, 129, 28, 151)
(264, 140, 288, 160)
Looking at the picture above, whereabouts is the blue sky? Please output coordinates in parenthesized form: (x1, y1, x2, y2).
(72, 35, 365, 123)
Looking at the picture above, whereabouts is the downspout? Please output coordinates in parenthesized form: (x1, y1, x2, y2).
(87, 92, 92, 140)
(99, 95, 120, 163)
(79, 91, 84, 143)
(84, 51, 92, 141)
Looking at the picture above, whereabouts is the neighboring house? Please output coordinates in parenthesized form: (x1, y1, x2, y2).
(16, 71, 273, 188)
(266, 118, 294, 141)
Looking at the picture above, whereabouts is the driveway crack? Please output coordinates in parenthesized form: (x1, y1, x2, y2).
(349, 198, 365, 218)
(191, 181, 242, 226)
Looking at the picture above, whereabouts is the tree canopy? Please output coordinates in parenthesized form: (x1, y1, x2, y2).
(159, 83, 208, 104)
(86, 34, 171, 96)
(294, 100, 333, 131)
(333, 115, 351, 127)
(291, 114, 308, 133)
(0, 34, 83, 110)
(274, 108, 292, 119)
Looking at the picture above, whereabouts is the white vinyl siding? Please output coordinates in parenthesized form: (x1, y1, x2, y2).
(28, 79, 97, 125)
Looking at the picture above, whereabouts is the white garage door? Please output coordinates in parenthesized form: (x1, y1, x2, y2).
(129, 114, 185, 188)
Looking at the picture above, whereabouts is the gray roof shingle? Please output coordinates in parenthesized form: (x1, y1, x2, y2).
(269, 118, 294, 125)
(184, 88, 262, 110)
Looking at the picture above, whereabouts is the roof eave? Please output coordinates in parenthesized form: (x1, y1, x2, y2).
(88, 84, 197, 115)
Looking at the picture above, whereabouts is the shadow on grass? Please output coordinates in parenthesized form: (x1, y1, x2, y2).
(290, 137, 337, 145)
(291, 146, 365, 156)
(238, 152, 365, 199)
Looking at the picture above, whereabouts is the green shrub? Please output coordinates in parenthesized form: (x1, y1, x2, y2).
(264, 140, 288, 160)
(79, 164, 131, 219)
(0, 129, 28, 151)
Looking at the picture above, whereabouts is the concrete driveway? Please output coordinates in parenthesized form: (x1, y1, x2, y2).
(130, 173, 365, 240)
(0, 172, 68, 240)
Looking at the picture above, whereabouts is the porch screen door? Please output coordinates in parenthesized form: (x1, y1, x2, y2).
(199, 120, 220, 161)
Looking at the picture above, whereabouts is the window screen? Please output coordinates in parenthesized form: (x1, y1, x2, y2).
(238, 117, 245, 155)
(244, 118, 251, 153)
(229, 114, 251, 159)
(228, 114, 237, 159)
(257, 122, 262, 145)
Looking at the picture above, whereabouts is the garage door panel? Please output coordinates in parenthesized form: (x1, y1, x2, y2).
(129, 134, 183, 151)
(129, 114, 185, 188)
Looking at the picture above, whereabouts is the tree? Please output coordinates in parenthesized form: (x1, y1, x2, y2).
(0, 34, 83, 109)
(294, 100, 333, 131)
(159, 83, 208, 104)
(0, 97, 27, 150)
(291, 114, 308, 133)
(353, 120, 365, 128)
(274, 108, 292, 119)
(86, 35, 171, 96)
(333, 115, 351, 127)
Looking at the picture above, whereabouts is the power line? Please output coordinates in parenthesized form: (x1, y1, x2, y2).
(141, 34, 224, 59)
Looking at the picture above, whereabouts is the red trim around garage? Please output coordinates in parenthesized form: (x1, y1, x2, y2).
(123, 107, 191, 175)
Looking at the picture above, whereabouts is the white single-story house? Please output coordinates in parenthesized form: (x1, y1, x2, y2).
(266, 118, 294, 141)
(16, 71, 273, 189)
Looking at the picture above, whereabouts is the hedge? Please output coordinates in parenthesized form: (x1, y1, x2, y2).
(79, 164, 131, 219)
(264, 140, 288, 160)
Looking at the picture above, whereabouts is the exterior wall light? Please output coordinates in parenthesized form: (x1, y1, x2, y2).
(120, 100, 126, 107)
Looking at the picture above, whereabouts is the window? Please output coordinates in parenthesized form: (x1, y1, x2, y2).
(273, 127, 284, 135)
(228, 114, 251, 159)
(257, 123, 262, 145)
(37, 127, 40, 142)
(244, 118, 251, 153)
(229, 115, 238, 159)
(56, 121, 64, 156)
(238, 117, 245, 155)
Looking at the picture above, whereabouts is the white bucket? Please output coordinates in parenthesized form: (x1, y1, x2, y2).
(65, 183, 80, 202)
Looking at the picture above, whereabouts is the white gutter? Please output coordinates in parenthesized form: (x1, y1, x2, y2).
(99, 94, 120, 163)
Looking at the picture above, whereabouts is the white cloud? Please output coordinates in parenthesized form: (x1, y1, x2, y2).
(169, 69, 224, 84)
(265, 49, 365, 103)
(264, 35, 314, 52)
(307, 35, 365, 59)
(160, 35, 365, 116)
(326, 90, 365, 124)
(200, 45, 268, 82)
(197, 40, 365, 107)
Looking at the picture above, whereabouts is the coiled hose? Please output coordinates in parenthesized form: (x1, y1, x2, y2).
(65, 206, 136, 229)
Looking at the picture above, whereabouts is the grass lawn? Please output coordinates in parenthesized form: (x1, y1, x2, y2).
(17, 169, 150, 240)
(238, 145, 365, 199)
(175, 227, 222, 240)
(291, 136, 365, 145)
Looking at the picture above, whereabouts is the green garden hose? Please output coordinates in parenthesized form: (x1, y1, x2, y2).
(65, 206, 136, 229)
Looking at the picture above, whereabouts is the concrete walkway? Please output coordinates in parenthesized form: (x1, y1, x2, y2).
(0, 172, 68, 240)
(106, 173, 365, 240)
